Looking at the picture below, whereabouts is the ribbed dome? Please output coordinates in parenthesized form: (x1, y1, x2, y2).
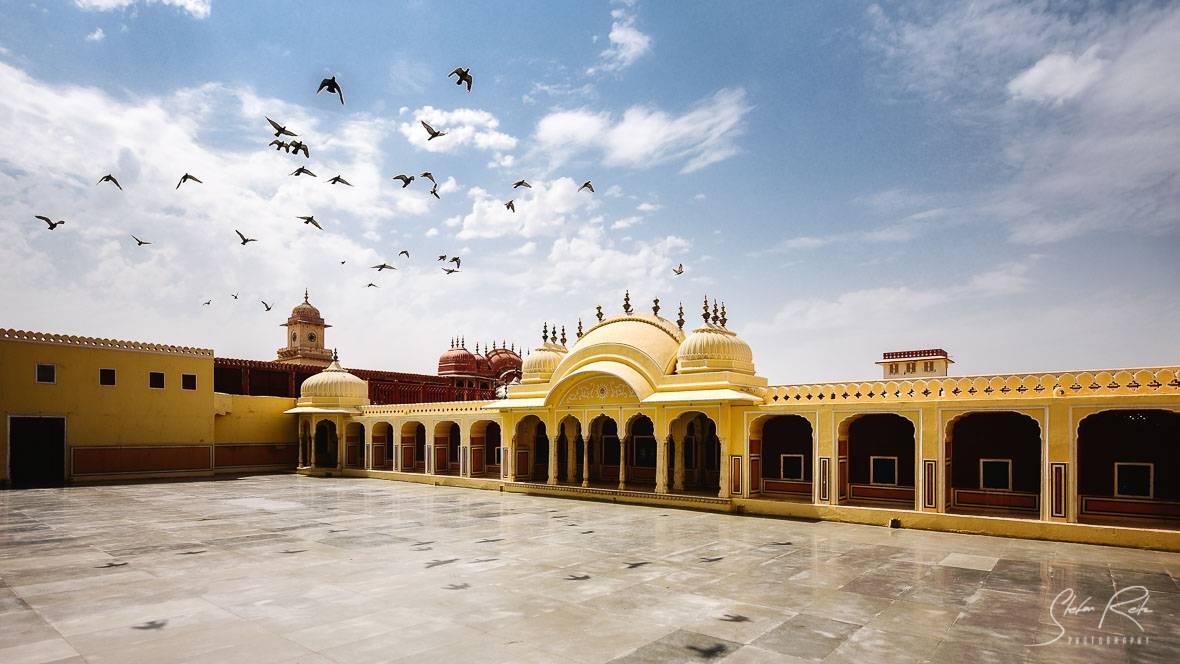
(473, 350, 493, 378)
(438, 340, 478, 376)
(486, 344, 522, 379)
(287, 290, 327, 326)
(521, 342, 566, 384)
(676, 324, 755, 375)
(299, 357, 369, 400)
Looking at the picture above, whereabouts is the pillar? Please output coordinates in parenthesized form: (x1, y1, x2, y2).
(655, 435, 669, 494)
(505, 435, 516, 482)
(547, 425, 559, 485)
(618, 436, 628, 490)
(309, 421, 317, 468)
(425, 433, 435, 475)
(581, 433, 591, 487)
(364, 424, 373, 470)
(566, 433, 577, 483)
(674, 430, 686, 492)
(718, 437, 731, 498)
(334, 420, 343, 470)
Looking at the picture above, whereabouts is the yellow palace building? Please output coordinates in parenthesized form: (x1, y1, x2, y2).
(3, 293, 1180, 551)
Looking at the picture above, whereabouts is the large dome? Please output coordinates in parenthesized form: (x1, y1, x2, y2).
(486, 343, 522, 380)
(298, 354, 369, 404)
(676, 324, 755, 375)
(438, 339, 478, 376)
(552, 313, 684, 379)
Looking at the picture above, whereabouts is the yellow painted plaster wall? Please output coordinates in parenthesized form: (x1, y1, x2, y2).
(213, 393, 298, 444)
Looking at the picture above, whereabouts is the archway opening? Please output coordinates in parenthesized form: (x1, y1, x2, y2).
(433, 421, 461, 475)
(1078, 410, 1180, 529)
(591, 415, 620, 486)
(839, 414, 915, 509)
(557, 416, 582, 484)
(374, 422, 394, 470)
(471, 420, 501, 478)
(670, 411, 721, 497)
(946, 412, 1041, 518)
(625, 415, 657, 489)
(344, 422, 366, 469)
(314, 419, 338, 469)
(400, 422, 426, 473)
(754, 415, 813, 503)
(512, 415, 545, 481)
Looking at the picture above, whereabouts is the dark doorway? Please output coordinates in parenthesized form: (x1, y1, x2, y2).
(9, 417, 66, 487)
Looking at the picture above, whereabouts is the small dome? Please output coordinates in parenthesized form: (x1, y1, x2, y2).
(299, 355, 369, 402)
(473, 349, 493, 378)
(676, 324, 755, 375)
(486, 344, 523, 381)
(521, 342, 566, 384)
(438, 339, 478, 376)
(287, 289, 327, 325)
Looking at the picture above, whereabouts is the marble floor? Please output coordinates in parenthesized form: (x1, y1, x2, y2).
(1, 475, 1178, 664)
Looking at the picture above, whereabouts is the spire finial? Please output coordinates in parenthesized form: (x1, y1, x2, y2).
(577, 318, 584, 339)
(542, 322, 548, 344)
(475, 342, 480, 354)
(623, 290, 633, 314)
(702, 295, 710, 324)
(304, 288, 309, 304)
(652, 297, 660, 317)
(332, 347, 338, 362)
(560, 325, 567, 346)
(677, 302, 685, 331)
(720, 302, 727, 327)
(595, 305, 604, 322)
(461, 336, 465, 348)
(711, 299, 719, 325)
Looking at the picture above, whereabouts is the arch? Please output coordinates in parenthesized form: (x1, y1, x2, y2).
(313, 419, 338, 469)
(556, 415, 582, 484)
(589, 414, 620, 485)
(624, 414, 657, 487)
(668, 410, 722, 496)
(513, 415, 546, 482)
(1077, 409, 1180, 528)
(751, 414, 814, 503)
(374, 422, 395, 470)
(837, 413, 916, 509)
(400, 421, 427, 473)
(944, 412, 1041, 518)
(344, 421, 366, 469)
(433, 421, 461, 475)
(470, 419, 501, 478)
(546, 360, 655, 406)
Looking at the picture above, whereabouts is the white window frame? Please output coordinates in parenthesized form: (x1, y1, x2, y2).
(979, 458, 1013, 491)
(99, 367, 117, 386)
(36, 363, 57, 384)
(1114, 462, 1154, 499)
(779, 454, 805, 481)
(869, 455, 898, 485)
(148, 371, 166, 390)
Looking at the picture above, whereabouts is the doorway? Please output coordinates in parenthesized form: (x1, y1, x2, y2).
(8, 417, 66, 487)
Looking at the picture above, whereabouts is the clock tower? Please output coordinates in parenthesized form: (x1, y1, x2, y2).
(276, 290, 334, 367)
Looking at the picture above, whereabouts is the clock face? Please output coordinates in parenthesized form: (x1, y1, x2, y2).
(308, 332, 317, 342)
(291, 332, 298, 342)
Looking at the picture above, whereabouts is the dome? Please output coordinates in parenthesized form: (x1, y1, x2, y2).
(297, 354, 370, 407)
(676, 324, 755, 375)
(552, 313, 684, 380)
(486, 344, 522, 380)
(473, 346, 493, 378)
(286, 289, 327, 326)
(522, 342, 566, 384)
(438, 339, 478, 376)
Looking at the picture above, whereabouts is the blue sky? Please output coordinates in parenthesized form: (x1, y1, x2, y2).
(1, 0, 1177, 382)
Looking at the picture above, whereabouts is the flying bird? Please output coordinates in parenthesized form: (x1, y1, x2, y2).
(475, 538, 503, 544)
(202, 300, 212, 306)
(449, 67, 473, 91)
(429, 185, 440, 199)
(437, 254, 447, 261)
(97, 174, 122, 190)
(505, 200, 515, 213)
(231, 292, 239, 300)
(420, 171, 436, 185)
(235, 230, 257, 245)
(316, 76, 345, 105)
(35, 215, 65, 230)
(131, 234, 151, 246)
(365, 282, 379, 288)
(176, 173, 202, 189)
(420, 120, 446, 140)
(449, 256, 461, 269)
(769, 541, 792, 546)
(579, 180, 594, 193)
(268, 140, 289, 152)
(442, 267, 458, 274)
(371, 262, 396, 271)
(266, 116, 297, 137)
(673, 263, 684, 275)
(512, 179, 531, 189)
(392, 174, 414, 188)
(297, 215, 322, 230)
(327, 175, 352, 186)
(398, 250, 410, 258)
(288, 140, 309, 158)
(687, 644, 729, 659)
(261, 300, 273, 311)
(291, 166, 316, 177)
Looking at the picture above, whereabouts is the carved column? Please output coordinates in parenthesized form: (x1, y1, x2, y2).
(505, 435, 516, 482)
(582, 434, 590, 487)
(674, 431, 686, 492)
(566, 432, 578, 483)
(459, 426, 470, 478)
(547, 426, 559, 485)
(655, 435, 669, 494)
(618, 436, 628, 490)
(364, 424, 373, 470)
(717, 437, 731, 498)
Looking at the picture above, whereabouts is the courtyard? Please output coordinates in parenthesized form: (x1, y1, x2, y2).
(1, 475, 1178, 663)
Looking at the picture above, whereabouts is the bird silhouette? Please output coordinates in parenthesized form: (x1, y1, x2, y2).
(686, 644, 728, 659)
(443, 583, 470, 590)
(425, 559, 459, 568)
(365, 283, 379, 288)
(430, 184, 440, 199)
(235, 230, 257, 245)
(579, 180, 594, 193)
(624, 562, 650, 569)
(317, 76, 345, 105)
(97, 174, 122, 190)
(719, 614, 751, 623)
(202, 300, 212, 306)
(449, 257, 462, 269)
(371, 263, 396, 271)
(176, 173, 202, 189)
(392, 174, 414, 188)
(35, 215, 65, 230)
(420, 171, 436, 185)
(261, 300, 273, 311)
(297, 215, 322, 230)
(266, 116, 297, 137)
(421, 120, 446, 140)
(564, 574, 590, 581)
(327, 175, 352, 186)
(288, 141, 309, 158)
(132, 620, 167, 630)
(268, 140, 289, 152)
(673, 263, 684, 275)
(398, 250, 410, 258)
(442, 267, 459, 274)
(512, 179, 531, 189)
(437, 254, 447, 261)
(230, 292, 239, 300)
(505, 200, 515, 213)
(291, 166, 316, 177)
(449, 67, 473, 91)
(96, 561, 128, 568)
(699, 556, 724, 563)
(131, 234, 151, 246)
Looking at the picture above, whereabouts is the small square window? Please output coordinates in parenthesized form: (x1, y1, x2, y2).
(1115, 463, 1153, 498)
(149, 371, 165, 389)
(36, 363, 56, 384)
(99, 368, 116, 386)
(870, 456, 898, 485)
(181, 373, 197, 390)
(980, 459, 1012, 490)
(905, 362, 916, 373)
(780, 454, 804, 481)
(889, 363, 898, 375)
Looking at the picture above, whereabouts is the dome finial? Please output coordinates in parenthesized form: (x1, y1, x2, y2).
(304, 288, 309, 304)
(576, 318, 583, 339)
(475, 342, 480, 354)
(720, 302, 728, 327)
(542, 322, 548, 344)
(652, 297, 660, 317)
(595, 305, 604, 322)
(461, 336, 465, 348)
(702, 295, 710, 325)
(560, 325, 567, 346)
(711, 299, 719, 325)
(623, 290, 633, 314)
(332, 347, 338, 362)
(677, 302, 685, 330)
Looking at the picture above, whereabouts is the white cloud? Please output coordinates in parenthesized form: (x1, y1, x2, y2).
(611, 216, 641, 230)
(448, 177, 599, 240)
(424, 227, 439, 238)
(636, 202, 662, 212)
(531, 88, 750, 174)
(74, 0, 211, 19)
(1008, 46, 1105, 104)
(692, 193, 706, 201)
(85, 27, 106, 42)
(397, 106, 517, 154)
(587, 6, 652, 75)
(511, 241, 537, 256)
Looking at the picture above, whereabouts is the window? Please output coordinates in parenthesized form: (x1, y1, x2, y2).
(181, 373, 197, 390)
(1115, 463, 1153, 498)
(633, 437, 656, 468)
(980, 459, 1012, 490)
(869, 456, 898, 485)
(889, 363, 898, 375)
(780, 454, 804, 480)
(308, 332, 317, 342)
(905, 362, 916, 373)
(99, 368, 116, 386)
(291, 332, 298, 342)
(36, 363, 56, 384)
(149, 371, 165, 389)
(924, 361, 935, 372)
(603, 436, 620, 465)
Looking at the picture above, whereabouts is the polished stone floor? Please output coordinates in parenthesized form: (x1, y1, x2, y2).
(1, 475, 1178, 664)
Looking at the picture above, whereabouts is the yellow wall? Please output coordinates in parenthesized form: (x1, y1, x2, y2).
(214, 393, 298, 444)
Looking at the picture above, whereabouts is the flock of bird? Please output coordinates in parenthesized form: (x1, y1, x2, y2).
(35, 66, 686, 312)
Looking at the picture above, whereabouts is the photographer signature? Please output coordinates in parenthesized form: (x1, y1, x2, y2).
(1031, 585, 1152, 647)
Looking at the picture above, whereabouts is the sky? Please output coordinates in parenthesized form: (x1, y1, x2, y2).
(0, 0, 1177, 384)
